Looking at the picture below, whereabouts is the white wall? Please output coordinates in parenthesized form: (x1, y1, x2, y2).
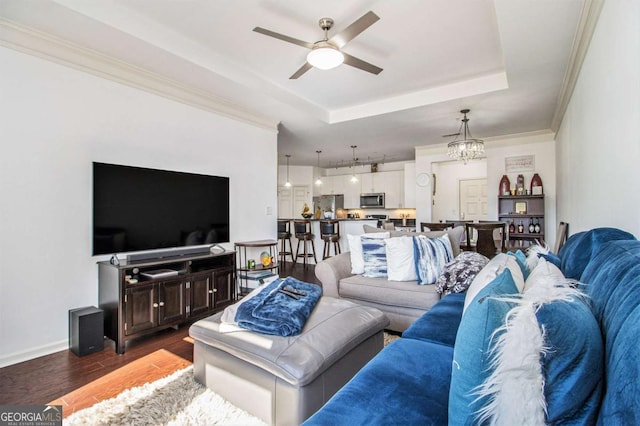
(0, 47, 278, 366)
(555, 0, 640, 236)
(432, 160, 487, 222)
(415, 132, 556, 245)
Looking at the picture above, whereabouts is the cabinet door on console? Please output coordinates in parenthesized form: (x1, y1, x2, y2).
(158, 279, 186, 325)
(213, 266, 234, 309)
(125, 284, 157, 335)
(189, 273, 213, 317)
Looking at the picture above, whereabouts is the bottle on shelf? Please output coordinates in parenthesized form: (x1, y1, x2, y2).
(528, 220, 535, 234)
(499, 175, 511, 196)
(534, 219, 541, 234)
(516, 174, 525, 195)
(530, 173, 543, 195)
(517, 221, 524, 233)
(509, 220, 516, 234)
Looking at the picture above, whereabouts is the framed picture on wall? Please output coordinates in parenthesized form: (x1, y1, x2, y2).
(515, 201, 527, 214)
(506, 155, 535, 172)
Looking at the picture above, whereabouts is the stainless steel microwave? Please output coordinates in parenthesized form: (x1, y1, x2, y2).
(360, 193, 385, 209)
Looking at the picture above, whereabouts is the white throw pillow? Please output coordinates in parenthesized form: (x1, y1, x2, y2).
(347, 232, 389, 275)
(463, 253, 525, 313)
(385, 236, 418, 281)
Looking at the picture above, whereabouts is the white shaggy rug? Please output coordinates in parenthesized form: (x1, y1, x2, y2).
(64, 367, 265, 426)
(65, 332, 400, 425)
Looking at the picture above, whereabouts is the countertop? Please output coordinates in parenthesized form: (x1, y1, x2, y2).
(279, 218, 377, 221)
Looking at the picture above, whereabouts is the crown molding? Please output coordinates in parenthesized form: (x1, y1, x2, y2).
(0, 19, 280, 133)
(415, 129, 555, 156)
(551, 0, 604, 132)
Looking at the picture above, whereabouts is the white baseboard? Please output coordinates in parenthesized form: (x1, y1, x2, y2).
(0, 339, 69, 369)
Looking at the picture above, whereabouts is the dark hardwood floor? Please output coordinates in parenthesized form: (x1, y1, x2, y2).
(0, 261, 320, 415)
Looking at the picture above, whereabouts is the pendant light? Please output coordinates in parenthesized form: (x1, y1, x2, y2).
(284, 154, 292, 187)
(350, 145, 359, 183)
(447, 109, 485, 164)
(315, 150, 323, 186)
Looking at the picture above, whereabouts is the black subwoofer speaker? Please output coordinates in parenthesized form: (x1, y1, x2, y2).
(69, 306, 104, 356)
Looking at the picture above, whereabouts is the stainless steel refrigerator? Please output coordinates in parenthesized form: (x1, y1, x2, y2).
(313, 195, 345, 219)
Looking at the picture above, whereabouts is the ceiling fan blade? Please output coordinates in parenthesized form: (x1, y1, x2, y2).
(253, 27, 314, 49)
(329, 11, 380, 48)
(342, 52, 383, 75)
(290, 62, 313, 79)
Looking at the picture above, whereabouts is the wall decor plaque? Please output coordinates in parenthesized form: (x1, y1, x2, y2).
(505, 155, 535, 172)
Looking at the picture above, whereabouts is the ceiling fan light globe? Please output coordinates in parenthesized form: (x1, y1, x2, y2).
(307, 45, 344, 70)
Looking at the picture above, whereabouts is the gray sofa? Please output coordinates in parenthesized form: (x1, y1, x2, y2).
(315, 227, 464, 332)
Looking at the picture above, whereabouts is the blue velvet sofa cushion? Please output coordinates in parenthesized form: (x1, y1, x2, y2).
(402, 293, 465, 347)
(580, 239, 640, 425)
(539, 252, 561, 268)
(448, 269, 519, 425)
(558, 227, 635, 280)
(303, 338, 454, 426)
(535, 296, 603, 424)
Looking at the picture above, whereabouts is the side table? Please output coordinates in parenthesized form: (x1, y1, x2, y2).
(234, 240, 279, 296)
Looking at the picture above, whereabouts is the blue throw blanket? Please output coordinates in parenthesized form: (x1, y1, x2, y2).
(235, 277, 322, 336)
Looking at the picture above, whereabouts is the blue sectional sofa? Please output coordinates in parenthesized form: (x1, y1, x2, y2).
(305, 227, 640, 425)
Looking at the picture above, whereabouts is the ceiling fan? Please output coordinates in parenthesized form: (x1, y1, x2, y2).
(253, 11, 383, 79)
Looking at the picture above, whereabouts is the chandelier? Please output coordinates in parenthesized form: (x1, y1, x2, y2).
(447, 109, 485, 164)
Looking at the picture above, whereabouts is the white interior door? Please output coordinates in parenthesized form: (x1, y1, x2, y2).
(459, 179, 488, 221)
(293, 186, 309, 218)
(277, 186, 292, 218)
(278, 185, 310, 218)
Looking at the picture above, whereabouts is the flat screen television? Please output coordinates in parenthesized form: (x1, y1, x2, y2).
(93, 162, 229, 256)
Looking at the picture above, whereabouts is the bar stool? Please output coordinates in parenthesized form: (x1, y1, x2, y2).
(320, 220, 341, 259)
(277, 219, 294, 264)
(294, 220, 317, 268)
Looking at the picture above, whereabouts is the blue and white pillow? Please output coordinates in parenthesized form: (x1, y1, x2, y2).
(464, 253, 525, 313)
(471, 258, 603, 425)
(362, 237, 388, 278)
(347, 232, 389, 275)
(412, 234, 453, 285)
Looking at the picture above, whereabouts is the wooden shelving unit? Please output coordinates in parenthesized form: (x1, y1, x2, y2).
(498, 195, 545, 248)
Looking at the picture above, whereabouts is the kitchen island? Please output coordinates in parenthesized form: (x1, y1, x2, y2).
(279, 218, 378, 264)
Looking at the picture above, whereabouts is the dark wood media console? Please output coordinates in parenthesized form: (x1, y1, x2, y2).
(98, 251, 236, 354)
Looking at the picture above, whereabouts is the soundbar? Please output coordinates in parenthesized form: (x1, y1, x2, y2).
(126, 245, 213, 262)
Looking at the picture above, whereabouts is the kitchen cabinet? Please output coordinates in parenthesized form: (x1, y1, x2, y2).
(318, 175, 360, 209)
(341, 175, 361, 208)
(360, 171, 403, 208)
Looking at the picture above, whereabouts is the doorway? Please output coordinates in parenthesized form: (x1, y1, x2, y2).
(459, 178, 488, 221)
(278, 185, 310, 218)
(431, 159, 487, 222)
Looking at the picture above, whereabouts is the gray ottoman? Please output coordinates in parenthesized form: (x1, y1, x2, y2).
(189, 296, 389, 426)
